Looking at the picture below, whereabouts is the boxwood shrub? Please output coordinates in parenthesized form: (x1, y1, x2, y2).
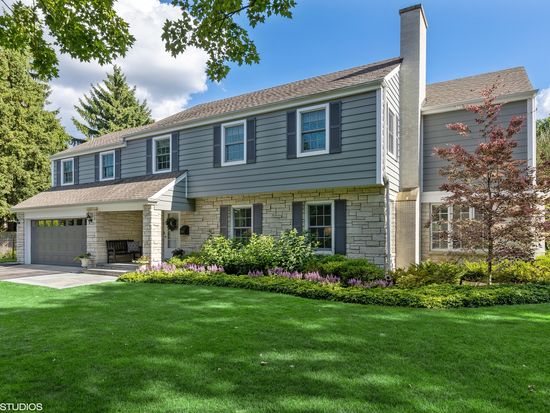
(119, 270, 550, 309)
(304, 254, 385, 283)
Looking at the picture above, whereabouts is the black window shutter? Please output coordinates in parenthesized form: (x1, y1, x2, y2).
(246, 118, 256, 164)
(115, 149, 121, 179)
(220, 205, 230, 237)
(253, 203, 263, 234)
(74, 157, 79, 185)
(329, 101, 342, 154)
(334, 199, 347, 255)
(213, 125, 221, 167)
(292, 201, 303, 233)
(171, 132, 179, 171)
(146, 138, 153, 174)
(56, 160, 61, 186)
(94, 154, 99, 181)
(287, 111, 297, 159)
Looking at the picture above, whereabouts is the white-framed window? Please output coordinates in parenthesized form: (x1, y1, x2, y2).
(61, 158, 74, 186)
(306, 201, 334, 253)
(387, 107, 397, 156)
(231, 206, 253, 242)
(430, 204, 475, 251)
(297, 103, 329, 157)
(100, 150, 115, 181)
(221, 120, 246, 166)
(153, 136, 171, 173)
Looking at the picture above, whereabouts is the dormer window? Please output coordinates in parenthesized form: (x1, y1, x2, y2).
(153, 136, 171, 173)
(297, 104, 329, 157)
(61, 158, 74, 185)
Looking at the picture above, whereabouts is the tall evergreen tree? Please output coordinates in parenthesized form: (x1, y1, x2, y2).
(0, 48, 70, 224)
(73, 66, 153, 139)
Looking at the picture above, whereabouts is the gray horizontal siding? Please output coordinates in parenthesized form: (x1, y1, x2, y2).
(121, 138, 147, 178)
(422, 100, 528, 192)
(180, 92, 378, 197)
(78, 154, 95, 184)
(156, 180, 195, 211)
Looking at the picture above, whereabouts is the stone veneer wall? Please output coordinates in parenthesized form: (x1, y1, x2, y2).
(142, 203, 162, 264)
(16, 213, 25, 263)
(179, 186, 388, 266)
(87, 210, 143, 263)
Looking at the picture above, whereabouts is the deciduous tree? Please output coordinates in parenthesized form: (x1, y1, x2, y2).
(434, 84, 549, 281)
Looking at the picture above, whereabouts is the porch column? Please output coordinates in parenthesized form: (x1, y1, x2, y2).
(16, 213, 25, 264)
(143, 203, 162, 264)
(86, 207, 105, 265)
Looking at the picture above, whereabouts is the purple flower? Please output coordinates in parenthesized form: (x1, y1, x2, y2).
(137, 262, 177, 274)
(248, 270, 264, 277)
(207, 264, 225, 273)
(347, 278, 393, 288)
(184, 263, 206, 273)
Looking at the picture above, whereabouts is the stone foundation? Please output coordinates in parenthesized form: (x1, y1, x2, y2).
(179, 186, 388, 266)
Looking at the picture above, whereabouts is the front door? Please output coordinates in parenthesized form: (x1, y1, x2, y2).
(163, 212, 180, 259)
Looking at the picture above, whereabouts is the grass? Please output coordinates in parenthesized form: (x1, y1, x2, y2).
(1, 281, 549, 413)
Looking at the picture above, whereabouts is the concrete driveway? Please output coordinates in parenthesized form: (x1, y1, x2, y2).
(0, 264, 117, 289)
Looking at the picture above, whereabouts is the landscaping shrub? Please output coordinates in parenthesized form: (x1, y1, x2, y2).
(305, 254, 385, 283)
(392, 261, 466, 287)
(119, 269, 550, 309)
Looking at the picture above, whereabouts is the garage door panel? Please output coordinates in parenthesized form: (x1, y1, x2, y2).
(31, 219, 87, 266)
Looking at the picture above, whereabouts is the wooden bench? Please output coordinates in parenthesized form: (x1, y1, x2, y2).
(106, 240, 142, 263)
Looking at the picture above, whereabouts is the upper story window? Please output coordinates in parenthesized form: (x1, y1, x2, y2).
(297, 104, 329, 157)
(61, 158, 74, 185)
(387, 108, 397, 156)
(306, 202, 334, 253)
(430, 204, 475, 251)
(232, 206, 252, 242)
(100, 150, 115, 181)
(153, 136, 171, 173)
(222, 120, 246, 166)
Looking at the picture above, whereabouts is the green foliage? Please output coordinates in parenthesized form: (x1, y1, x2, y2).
(0, 49, 70, 222)
(119, 269, 550, 309)
(0, 1, 133, 80)
(305, 254, 385, 282)
(198, 230, 315, 274)
(163, 0, 296, 82)
(392, 261, 466, 288)
(73, 66, 153, 139)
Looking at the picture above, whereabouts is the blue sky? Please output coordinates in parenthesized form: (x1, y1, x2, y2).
(51, 0, 550, 138)
(189, 0, 550, 114)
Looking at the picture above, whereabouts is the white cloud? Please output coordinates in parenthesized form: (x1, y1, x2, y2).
(47, 0, 208, 137)
(536, 87, 550, 120)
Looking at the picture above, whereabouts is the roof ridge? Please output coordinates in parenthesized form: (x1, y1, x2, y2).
(427, 66, 526, 87)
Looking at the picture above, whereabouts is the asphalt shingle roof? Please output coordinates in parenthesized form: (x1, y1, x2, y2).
(12, 171, 183, 210)
(57, 57, 402, 156)
(425, 67, 534, 108)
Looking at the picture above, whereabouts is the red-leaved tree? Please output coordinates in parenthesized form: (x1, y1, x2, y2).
(434, 83, 549, 281)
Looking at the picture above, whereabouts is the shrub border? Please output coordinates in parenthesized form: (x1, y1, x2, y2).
(118, 270, 550, 309)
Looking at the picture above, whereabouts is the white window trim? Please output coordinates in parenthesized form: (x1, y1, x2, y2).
(51, 161, 55, 186)
(221, 119, 247, 166)
(230, 205, 253, 239)
(387, 107, 398, 158)
(60, 158, 74, 186)
(99, 150, 115, 181)
(430, 204, 475, 252)
(305, 200, 335, 254)
(296, 103, 330, 157)
(153, 135, 172, 174)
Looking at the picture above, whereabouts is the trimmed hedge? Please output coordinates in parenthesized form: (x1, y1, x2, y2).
(118, 270, 550, 309)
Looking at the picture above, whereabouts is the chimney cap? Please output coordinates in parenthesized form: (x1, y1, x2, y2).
(399, 4, 428, 28)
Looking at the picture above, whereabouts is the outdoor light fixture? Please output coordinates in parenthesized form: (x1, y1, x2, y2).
(86, 212, 94, 224)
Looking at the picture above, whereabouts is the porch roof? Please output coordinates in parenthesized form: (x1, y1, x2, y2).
(12, 171, 185, 211)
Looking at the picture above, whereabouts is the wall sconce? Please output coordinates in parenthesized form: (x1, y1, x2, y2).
(86, 212, 94, 224)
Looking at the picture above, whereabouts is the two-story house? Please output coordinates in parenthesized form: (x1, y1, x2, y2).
(12, 4, 537, 269)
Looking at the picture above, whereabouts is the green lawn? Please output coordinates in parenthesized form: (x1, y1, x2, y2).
(1, 282, 549, 413)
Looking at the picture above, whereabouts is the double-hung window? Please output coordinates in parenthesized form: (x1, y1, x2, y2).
(306, 202, 334, 253)
(153, 136, 171, 173)
(61, 158, 74, 185)
(222, 120, 246, 166)
(430, 204, 475, 251)
(387, 108, 397, 156)
(100, 150, 115, 180)
(232, 206, 252, 242)
(297, 104, 329, 157)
